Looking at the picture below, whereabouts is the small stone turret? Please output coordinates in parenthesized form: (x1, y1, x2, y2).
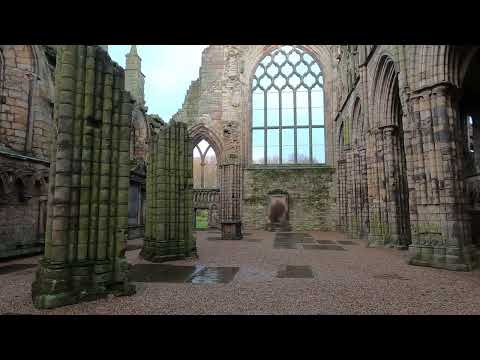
(125, 45, 146, 108)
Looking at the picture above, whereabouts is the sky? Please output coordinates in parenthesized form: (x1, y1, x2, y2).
(109, 45, 208, 121)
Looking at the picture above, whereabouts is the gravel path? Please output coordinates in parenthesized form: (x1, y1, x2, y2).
(1, 230, 480, 315)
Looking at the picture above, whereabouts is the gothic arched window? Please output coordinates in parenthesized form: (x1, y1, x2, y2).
(193, 140, 218, 188)
(251, 45, 325, 165)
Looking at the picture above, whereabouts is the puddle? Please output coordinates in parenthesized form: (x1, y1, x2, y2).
(0, 264, 37, 275)
(188, 267, 239, 284)
(129, 264, 204, 283)
(129, 264, 239, 284)
(277, 265, 314, 278)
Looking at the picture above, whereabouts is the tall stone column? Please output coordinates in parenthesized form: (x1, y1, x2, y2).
(141, 121, 194, 262)
(408, 84, 477, 270)
(31, 46, 135, 309)
(382, 125, 401, 246)
(368, 128, 390, 247)
(220, 155, 242, 240)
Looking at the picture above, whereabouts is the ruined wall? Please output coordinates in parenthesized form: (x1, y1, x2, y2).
(0, 45, 55, 258)
(172, 45, 337, 233)
(243, 167, 336, 231)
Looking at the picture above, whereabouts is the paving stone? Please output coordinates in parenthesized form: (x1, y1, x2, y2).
(277, 265, 314, 278)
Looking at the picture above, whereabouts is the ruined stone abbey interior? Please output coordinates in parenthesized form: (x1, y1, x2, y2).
(1, 45, 480, 314)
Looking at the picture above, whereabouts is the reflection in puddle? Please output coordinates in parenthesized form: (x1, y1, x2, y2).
(188, 267, 239, 284)
(129, 264, 204, 283)
(129, 264, 239, 284)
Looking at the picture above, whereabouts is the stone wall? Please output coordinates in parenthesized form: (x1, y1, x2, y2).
(0, 45, 55, 258)
(0, 156, 48, 258)
(335, 45, 480, 271)
(171, 45, 338, 233)
(243, 166, 336, 231)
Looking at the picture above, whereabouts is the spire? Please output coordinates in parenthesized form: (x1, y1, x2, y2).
(129, 45, 138, 56)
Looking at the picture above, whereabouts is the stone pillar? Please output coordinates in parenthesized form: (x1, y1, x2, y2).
(408, 84, 477, 270)
(31, 46, 135, 309)
(368, 128, 390, 247)
(141, 121, 194, 262)
(220, 156, 242, 240)
(382, 125, 401, 245)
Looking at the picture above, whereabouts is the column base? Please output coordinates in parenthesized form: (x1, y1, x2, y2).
(221, 221, 242, 240)
(408, 244, 477, 272)
(140, 241, 197, 263)
(31, 259, 135, 309)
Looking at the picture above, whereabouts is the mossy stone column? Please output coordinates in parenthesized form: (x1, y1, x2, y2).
(220, 155, 242, 240)
(31, 45, 135, 309)
(141, 120, 194, 262)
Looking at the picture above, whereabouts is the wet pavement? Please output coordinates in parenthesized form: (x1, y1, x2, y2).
(1, 229, 480, 314)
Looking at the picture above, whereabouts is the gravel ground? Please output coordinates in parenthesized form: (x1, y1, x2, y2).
(1, 230, 480, 315)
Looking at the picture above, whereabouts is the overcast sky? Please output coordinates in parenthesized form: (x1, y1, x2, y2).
(109, 45, 208, 121)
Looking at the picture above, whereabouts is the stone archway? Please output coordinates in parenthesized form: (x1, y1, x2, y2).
(368, 54, 411, 249)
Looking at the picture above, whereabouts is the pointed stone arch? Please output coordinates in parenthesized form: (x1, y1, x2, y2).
(189, 123, 223, 160)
